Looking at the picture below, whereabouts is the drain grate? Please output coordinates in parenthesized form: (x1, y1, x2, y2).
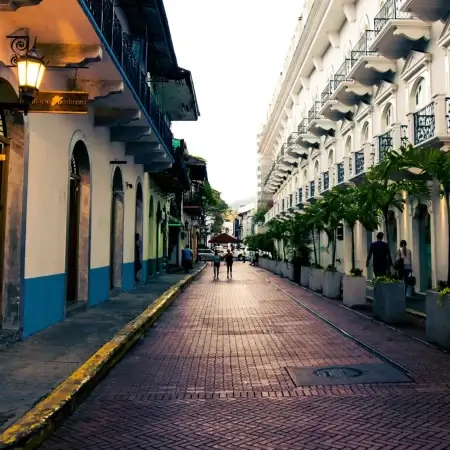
(313, 367, 363, 378)
(286, 363, 411, 387)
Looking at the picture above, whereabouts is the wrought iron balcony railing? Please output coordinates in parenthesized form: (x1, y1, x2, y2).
(308, 101, 323, 124)
(401, 124, 409, 148)
(378, 129, 393, 161)
(337, 162, 345, 184)
(294, 191, 298, 204)
(413, 102, 435, 145)
(350, 31, 377, 69)
(333, 59, 352, 91)
(374, 0, 411, 34)
(321, 81, 335, 106)
(282, 199, 285, 211)
(298, 118, 309, 134)
(446, 98, 450, 134)
(323, 171, 329, 191)
(82, 0, 173, 151)
(309, 181, 315, 198)
(354, 150, 365, 175)
(298, 188, 303, 204)
(289, 194, 293, 208)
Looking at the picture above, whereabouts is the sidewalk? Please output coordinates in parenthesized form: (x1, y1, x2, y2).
(42, 264, 450, 450)
(0, 266, 202, 433)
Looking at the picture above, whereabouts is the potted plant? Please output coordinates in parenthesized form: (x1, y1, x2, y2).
(319, 190, 344, 298)
(376, 146, 448, 346)
(373, 274, 406, 324)
(339, 185, 378, 307)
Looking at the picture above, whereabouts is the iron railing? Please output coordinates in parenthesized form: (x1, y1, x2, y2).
(298, 118, 309, 134)
(378, 129, 393, 160)
(289, 194, 293, 208)
(321, 81, 334, 106)
(308, 101, 322, 124)
(82, 0, 173, 151)
(294, 190, 298, 204)
(350, 31, 377, 69)
(355, 150, 365, 175)
(446, 98, 450, 134)
(333, 59, 352, 91)
(309, 181, 315, 198)
(401, 124, 409, 148)
(323, 172, 329, 191)
(337, 163, 345, 184)
(282, 199, 285, 211)
(374, 0, 411, 34)
(413, 102, 435, 145)
(298, 188, 303, 204)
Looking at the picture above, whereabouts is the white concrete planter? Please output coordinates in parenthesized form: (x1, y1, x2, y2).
(322, 271, 342, 299)
(309, 268, 324, 292)
(426, 291, 450, 349)
(342, 275, 367, 307)
(273, 260, 281, 275)
(267, 259, 274, 273)
(300, 266, 310, 287)
(287, 263, 295, 281)
(279, 262, 291, 278)
(259, 258, 267, 270)
(373, 282, 406, 324)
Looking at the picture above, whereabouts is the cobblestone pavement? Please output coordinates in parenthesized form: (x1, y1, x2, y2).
(42, 265, 450, 450)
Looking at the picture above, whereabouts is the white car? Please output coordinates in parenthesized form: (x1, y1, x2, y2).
(233, 247, 250, 261)
(198, 248, 215, 261)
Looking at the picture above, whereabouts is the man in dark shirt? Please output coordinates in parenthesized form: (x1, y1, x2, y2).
(225, 249, 234, 279)
(366, 232, 392, 277)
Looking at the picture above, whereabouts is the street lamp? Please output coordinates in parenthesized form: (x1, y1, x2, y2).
(0, 43, 46, 115)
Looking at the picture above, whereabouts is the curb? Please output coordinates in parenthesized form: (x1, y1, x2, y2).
(0, 264, 206, 450)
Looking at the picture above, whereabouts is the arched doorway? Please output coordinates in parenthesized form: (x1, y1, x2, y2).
(135, 182, 143, 283)
(386, 210, 397, 263)
(67, 141, 91, 306)
(110, 167, 124, 289)
(414, 204, 432, 292)
(156, 201, 161, 273)
(149, 195, 154, 276)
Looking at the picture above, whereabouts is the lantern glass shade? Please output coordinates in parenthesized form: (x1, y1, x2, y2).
(17, 46, 46, 103)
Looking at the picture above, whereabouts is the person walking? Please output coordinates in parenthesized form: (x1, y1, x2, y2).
(181, 245, 193, 274)
(255, 251, 259, 267)
(242, 249, 247, 263)
(396, 239, 413, 293)
(212, 250, 221, 280)
(366, 231, 392, 277)
(225, 249, 233, 279)
(134, 233, 141, 285)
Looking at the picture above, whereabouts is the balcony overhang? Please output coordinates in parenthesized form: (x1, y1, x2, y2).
(185, 155, 208, 181)
(320, 100, 354, 122)
(400, 0, 450, 23)
(349, 56, 396, 87)
(370, 20, 431, 60)
(306, 118, 336, 137)
(126, 142, 168, 165)
(288, 145, 308, 158)
(298, 133, 320, 149)
(151, 68, 200, 121)
(332, 81, 373, 107)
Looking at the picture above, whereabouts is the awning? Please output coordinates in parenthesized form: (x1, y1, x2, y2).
(209, 233, 239, 244)
(168, 215, 183, 227)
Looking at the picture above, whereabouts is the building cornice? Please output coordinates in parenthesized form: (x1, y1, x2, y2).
(259, 0, 328, 155)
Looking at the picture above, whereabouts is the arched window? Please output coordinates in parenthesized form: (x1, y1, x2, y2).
(328, 149, 334, 167)
(414, 78, 425, 109)
(303, 169, 308, 183)
(361, 122, 369, 144)
(314, 160, 320, 177)
(383, 104, 393, 131)
(345, 136, 352, 156)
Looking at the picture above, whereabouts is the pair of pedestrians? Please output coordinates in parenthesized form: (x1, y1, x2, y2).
(213, 249, 233, 280)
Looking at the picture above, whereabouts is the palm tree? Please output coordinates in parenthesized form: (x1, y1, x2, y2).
(376, 145, 450, 285)
(286, 213, 311, 266)
(338, 185, 379, 273)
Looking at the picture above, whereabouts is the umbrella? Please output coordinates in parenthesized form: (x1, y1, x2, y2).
(208, 233, 239, 244)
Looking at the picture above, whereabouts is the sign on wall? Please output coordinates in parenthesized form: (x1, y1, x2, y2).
(29, 91, 89, 114)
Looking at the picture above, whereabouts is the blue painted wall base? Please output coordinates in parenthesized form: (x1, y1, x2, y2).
(89, 266, 110, 306)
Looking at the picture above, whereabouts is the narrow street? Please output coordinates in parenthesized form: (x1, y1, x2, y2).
(42, 265, 450, 450)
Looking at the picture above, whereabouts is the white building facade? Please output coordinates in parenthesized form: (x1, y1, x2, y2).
(259, 0, 450, 291)
(238, 203, 255, 241)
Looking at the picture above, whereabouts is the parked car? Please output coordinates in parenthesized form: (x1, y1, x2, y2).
(198, 248, 215, 261)
(233, 247, 250, 261)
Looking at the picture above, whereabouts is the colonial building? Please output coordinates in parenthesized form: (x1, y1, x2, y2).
(0, 0, 200, 340)
(259, 0, 450, 290)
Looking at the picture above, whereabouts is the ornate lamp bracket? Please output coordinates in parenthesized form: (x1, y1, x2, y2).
(6, 28, 31, 67)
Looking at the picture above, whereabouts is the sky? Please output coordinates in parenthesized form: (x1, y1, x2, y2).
(164, 0, 303, 206)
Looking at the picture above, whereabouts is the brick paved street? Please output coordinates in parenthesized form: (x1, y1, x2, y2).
(42, 265, 450, 449)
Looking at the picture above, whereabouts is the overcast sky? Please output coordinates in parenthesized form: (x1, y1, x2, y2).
(164, 0, 303, 205)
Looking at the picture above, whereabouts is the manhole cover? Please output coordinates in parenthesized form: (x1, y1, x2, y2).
(313, 367, 363, 378)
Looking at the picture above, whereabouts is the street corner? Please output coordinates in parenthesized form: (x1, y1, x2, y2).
(0, 263, 207, 450)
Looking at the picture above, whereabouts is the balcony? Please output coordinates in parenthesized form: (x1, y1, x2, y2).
(306, 102, 336, 138)
(331, 59, 372, 108)
(337, 162, 345, 185)
(348, 31, 396, 87)
(400, 0, 450, 22)
(307, 180, 321, 202)
(409, 95, 450, 148)
(297, 187, 304, 208)
(320, 79, 354, 122)
(371, 0, 430, 60)
(82, 0, 173, 155)
(378, 129, 393, 162)
(322, 171, 330, 193)
(287, 132, 306, 158)
(296, 118, 320, 149)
